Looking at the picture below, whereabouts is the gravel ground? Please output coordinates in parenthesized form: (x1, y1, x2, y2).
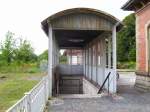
(48, 72, 150, 112)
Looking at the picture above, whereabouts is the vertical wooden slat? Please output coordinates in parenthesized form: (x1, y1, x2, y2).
(52, 13, 113, 30)
(96, 42, 98, 83)
(108, 36, 111, 68)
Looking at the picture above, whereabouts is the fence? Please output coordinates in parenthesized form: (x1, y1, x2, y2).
(6, 75, 49, 112)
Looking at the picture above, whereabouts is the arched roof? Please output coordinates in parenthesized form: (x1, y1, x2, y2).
(41, 8, 121, 35)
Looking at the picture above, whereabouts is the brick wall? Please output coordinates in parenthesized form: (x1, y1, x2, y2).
(136, 4, 150, 73)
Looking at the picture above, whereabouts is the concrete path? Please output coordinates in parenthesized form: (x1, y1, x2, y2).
(48, 72, 150, 112)
(117, 72, 136, 85)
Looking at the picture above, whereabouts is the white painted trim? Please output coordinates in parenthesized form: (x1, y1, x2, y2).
(111, 22, 120, 93)
(135, 15, 139, 71)
(48, 24, 53, 97)
(112, 23, 119, 70)
(145, 20, 150, 72)
(136, 3, 150, 15)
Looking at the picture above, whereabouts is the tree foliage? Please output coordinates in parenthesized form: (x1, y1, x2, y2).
(117, 13, 136, 62)
(38, 50, 48, 61)
(0, 31, 15, 64)
(0, 31, 37, 66)
(59, 55, 67, 64)
(14, 39, 37, 63)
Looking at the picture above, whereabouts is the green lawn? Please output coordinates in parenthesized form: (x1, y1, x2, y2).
(0, 72, 45, 112)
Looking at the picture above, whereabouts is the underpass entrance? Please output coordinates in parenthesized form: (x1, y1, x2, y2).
(41, 8, 122, 96)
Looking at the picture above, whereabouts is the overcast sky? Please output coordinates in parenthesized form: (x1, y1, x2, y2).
(0, 0, 132, 55)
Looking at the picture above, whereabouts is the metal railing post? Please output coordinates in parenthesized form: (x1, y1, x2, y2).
(44, 78, 47, 103)
(24, 92, 31, 112)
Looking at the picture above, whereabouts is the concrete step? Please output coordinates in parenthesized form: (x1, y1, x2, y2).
(58, 93, 106, 99)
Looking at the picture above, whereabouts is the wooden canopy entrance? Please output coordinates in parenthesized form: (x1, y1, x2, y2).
(42, 8, 121, 96)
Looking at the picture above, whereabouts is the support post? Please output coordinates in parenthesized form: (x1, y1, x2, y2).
(83, 49, 86, 76)
(71, 49, 72, 73)
(108, 36, 111, 69)
(112, 26, 117, 70)
(112, 22, 120, 93)
(48, 24, 53, 97)
(112, 22, 120, 69)
(87, 45, 89, 78)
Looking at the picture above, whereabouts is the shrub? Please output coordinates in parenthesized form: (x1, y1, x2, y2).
(117, 61, 136, 69)
(0, 62, 40, 73)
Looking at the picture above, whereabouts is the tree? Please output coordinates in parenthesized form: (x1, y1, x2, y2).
(117, 13, 136, 62)
(0, 31, 15, 64)
(0, 31, 37, 65)
(59, 55, 67, 64)
(14, 38, 37, 63)
(38, 50, 48, 61)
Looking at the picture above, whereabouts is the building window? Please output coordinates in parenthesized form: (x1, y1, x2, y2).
(71, 50, 83, 65)
(61, 49, 83, 65)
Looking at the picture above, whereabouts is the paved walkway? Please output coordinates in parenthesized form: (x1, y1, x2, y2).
(48, 72, 150, 112)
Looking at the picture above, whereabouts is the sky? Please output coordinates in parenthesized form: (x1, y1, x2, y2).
(0, 0, 132, 55)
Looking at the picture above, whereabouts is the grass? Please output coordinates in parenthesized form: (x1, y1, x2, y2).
(117, 61, 136, 69)
(0, 63, 40, 73)
(0, 72, 45, 112)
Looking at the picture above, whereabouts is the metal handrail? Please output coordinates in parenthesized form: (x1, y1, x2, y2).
(98, 72, 111, 94)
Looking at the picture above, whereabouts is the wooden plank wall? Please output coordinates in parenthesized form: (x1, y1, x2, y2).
(51, 13, 114, 31)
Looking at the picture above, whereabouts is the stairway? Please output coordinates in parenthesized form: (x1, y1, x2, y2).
(59, 75, 83, 94)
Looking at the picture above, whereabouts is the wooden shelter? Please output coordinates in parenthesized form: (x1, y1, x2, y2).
(42, 8, 121, 96)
